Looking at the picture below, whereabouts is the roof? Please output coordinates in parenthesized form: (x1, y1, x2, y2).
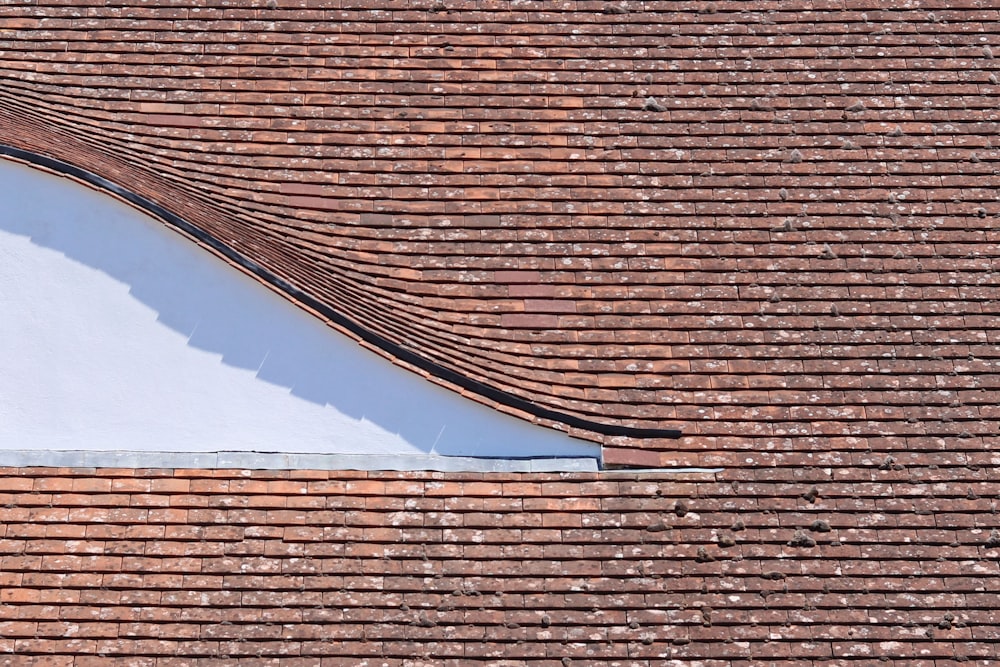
(3, 1, 997, 465)
(0, 0, 999, 664)
(2, 465, 997, 666)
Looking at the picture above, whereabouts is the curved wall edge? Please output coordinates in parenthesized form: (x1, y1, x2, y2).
(0, 144, 683, 442)
(0, 157, 605, 460)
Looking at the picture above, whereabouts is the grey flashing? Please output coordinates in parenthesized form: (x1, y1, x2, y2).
(601, 467, 724, 475)
(0, 450, 601, 472)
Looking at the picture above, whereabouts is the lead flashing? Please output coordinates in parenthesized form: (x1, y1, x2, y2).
(0, 450, 601, 473)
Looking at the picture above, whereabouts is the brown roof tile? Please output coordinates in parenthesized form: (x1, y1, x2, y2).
(4, 1, 999, 459)
(1, 3, 1000, 660)
(0, 466, 996, 665)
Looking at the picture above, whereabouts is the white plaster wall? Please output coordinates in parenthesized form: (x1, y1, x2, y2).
(0, 159, 599, 461)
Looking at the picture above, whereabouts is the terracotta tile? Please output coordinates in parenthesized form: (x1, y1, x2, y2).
(2, 2, 1000, 664)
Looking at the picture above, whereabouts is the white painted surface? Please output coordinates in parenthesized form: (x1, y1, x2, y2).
(0, 159, 599, 461)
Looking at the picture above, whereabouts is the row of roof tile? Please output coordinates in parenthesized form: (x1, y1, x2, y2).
(0, 467, 995, 665)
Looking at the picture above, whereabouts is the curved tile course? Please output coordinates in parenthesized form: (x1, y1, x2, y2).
(0, 2, 998, 466)
(0, 3, 999, 666)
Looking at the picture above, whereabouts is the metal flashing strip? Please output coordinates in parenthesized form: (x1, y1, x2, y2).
(0, 450, 600, 473)
(602, 468, 724, 475)
(0, 146, 683, 442)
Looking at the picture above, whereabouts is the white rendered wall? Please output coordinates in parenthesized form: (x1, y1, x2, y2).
(0, 159, 599, 463)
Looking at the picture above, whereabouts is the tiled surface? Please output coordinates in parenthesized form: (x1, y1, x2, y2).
(2, 1, 998, 462)
(0, 466, 997, 666)
(1, 4, 1000, 662)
